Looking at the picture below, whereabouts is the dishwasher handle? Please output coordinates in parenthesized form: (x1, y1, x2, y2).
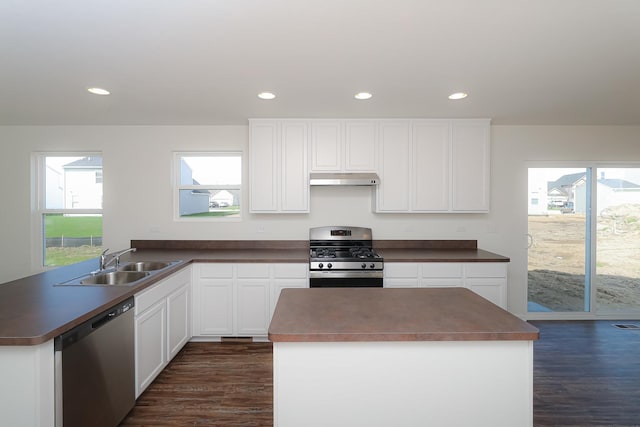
(55, 297, 134, 351)
(92, 309, 118, 330)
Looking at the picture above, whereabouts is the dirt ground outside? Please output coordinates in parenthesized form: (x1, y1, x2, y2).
(528, 204, 640, 312)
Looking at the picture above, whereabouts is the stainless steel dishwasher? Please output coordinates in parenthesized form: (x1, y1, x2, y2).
(55, 297, 135, 427)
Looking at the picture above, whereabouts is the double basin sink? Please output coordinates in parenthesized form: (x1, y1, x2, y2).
(59, 261, 181, 286)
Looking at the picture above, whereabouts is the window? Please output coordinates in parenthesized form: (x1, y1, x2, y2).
(34, 154, 103, 268)
(175, 153, 241, 219)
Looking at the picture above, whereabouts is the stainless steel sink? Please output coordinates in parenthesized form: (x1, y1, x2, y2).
(118, 261, 174, 272)
(79, 271, 149, 285)
(56, 260, 181, 286)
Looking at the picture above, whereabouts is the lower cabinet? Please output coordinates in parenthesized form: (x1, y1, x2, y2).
(192, 263, 308, 340)
(384, 262, 507, 309)
(134, 268, 191, 398)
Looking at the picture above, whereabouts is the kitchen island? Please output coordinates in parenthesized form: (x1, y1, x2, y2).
(269, 287, 538, 427)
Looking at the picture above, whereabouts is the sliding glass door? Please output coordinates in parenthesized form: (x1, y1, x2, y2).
(528, 166, 640, 316)
(594, 168, 640, 314)
(527, 168, 590, 313)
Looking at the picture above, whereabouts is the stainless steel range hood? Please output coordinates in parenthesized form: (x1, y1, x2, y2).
(309, 172, 380, 186)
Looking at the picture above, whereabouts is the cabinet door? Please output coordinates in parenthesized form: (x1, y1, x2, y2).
(466, 278, 506, 309)
(384, 263, 419, 288)
(376, 121, 411, 212)
(167, 283, 190, 361)
(271, 264, 308, 316)
(249, 120, 278, 212)
(135, 301, 167, 397)
(311, 121, 342, 171)
(451, 120, 490, 212)
(344, 120, 377, 171)
(236, 279, 270, 336)
(281, 121, 309, 212)
(196, 278, 234, 336)
(412, 120, 450, 211)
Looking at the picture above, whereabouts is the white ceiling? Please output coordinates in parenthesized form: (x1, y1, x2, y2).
(2, 0, 639, 126)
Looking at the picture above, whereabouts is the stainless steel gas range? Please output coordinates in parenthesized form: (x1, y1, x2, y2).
(309, 226, 384, 287)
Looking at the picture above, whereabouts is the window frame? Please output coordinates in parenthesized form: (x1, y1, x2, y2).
(32, 152, 103, 271)
(173, 152, 243, 221)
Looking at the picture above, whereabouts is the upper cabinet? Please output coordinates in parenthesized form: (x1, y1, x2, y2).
(249, 119, 309, 213)
(450, 120, 490, 212)
(375, 119, 490, 213)
(250, 118, 490, 214)
(310, 120, 377, 172)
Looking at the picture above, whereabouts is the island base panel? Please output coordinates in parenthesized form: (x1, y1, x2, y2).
(273, 340, 533, 427)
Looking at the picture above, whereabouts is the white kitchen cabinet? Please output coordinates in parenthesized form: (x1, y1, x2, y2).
(235, 264, 271, 336)
(412, 120, 451, 211)
(167, 283, 191, 360)
(383, 262, 507, 309)
(376, 120, 412, 212)
(375, 119, 490, 213)
(451, 120, 491, 211)
(344, 120, 377, 171)
(192, 263, 234, 336)
(420, 262, 465, 288)
(464, 263, 507, 308)
(311, 120, 377, 172)
(135, 300, 166, 397)
(192, 263, 308, 340)
(249, 119, 309, 213)
(383, 262, 419, 288)
(271, 263, 309, 316)
(134, 268, 191, 397)
(311, 120, 342, 171)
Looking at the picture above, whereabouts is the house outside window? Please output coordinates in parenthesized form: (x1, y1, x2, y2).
(175, 153, 241, 219)
(34, 154, 103, 268)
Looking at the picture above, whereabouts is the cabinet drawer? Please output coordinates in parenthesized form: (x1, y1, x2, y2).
(384, 263, 419, 278)
(198, 263, 233, 278)
(464, 263, 507, 278)
(420, 263, 463, 278)
(421, 278, 464, 288)
(273, 263, 308, 278)
(236, 264, 270, 278)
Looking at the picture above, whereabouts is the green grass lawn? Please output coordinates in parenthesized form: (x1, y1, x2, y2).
(44, 214, 102, 238)
(44, 214, 103, 266)
(46, 247, 104, 267)
(182, 207, 240, 217)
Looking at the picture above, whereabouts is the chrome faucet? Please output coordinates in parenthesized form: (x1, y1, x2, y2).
(100, 247, 137, 271)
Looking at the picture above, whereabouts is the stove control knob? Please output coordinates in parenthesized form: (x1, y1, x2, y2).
(361, 263, 367, 269)
(369, 263, 375, 269)
(318, 263, 324, 269)
(327, 263, 333, 269)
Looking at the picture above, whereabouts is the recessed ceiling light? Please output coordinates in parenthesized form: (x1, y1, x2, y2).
(258, 92, 276, 100)
(87, 87, 110, 96)
(448, 92, 468, 100)
(354, 92, 373, 100)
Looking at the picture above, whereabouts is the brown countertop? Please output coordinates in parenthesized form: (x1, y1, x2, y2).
(0, 240, 509, 346)
(269, 287, 537, 342)
(378, 248, 509, 262)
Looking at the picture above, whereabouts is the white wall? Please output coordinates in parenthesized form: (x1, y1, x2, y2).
(1, 124, 639, 317)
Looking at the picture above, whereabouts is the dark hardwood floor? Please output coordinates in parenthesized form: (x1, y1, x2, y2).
(121, 321, 640, 427)
(531, 320, 640, 427)
(120, 342, 273, 426)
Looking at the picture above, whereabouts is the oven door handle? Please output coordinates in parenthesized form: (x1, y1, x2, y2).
(309, 271, 383, 279)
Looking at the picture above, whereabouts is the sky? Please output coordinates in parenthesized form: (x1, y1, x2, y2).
(182, 156, 241, 185)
